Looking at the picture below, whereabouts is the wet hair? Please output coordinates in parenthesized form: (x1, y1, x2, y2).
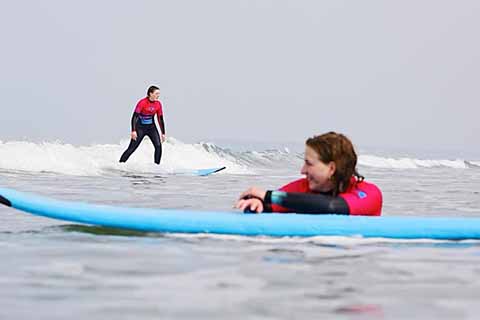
(147, 85, 160, 97)
(306, 132, 364, 196)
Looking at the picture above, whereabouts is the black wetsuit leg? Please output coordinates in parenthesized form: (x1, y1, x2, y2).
(119, 125, 148, 163)
(145, 125, 162, 164)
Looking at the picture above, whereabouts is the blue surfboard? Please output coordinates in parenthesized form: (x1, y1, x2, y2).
(1, 187, 480, 239)
(176, 166, 226, 176)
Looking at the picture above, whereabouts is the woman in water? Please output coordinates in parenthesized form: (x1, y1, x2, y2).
(235, 132, 382, 216)
(119, 86, 166, 165)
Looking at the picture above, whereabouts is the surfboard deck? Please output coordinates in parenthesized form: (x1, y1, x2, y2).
(106, 166, 226, 177)
(1, 187, 480, 239)
(176, 166, 226, 176)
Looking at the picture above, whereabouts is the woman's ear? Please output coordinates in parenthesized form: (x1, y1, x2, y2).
(328, 161, 336, 178)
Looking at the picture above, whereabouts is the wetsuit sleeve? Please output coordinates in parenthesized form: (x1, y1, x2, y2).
(158, 115, 166, 135)
(134, 100, 143, 113)
(264, 191, 350, 214)
(266, 178, 309, 213)
(157, 101, 164, 116)
(131, 99, 143, 131)
(131, 112, 139, 132)
(157, 102, 165, 134)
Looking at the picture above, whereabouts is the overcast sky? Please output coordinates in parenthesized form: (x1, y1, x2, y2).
(0, 0, 479, 154)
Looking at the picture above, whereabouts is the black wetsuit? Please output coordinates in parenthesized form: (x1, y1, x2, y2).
(257, 178, 382, 216)
(119, 112, 165, 164)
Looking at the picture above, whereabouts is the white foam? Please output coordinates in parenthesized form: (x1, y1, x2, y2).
(0, 138, 476, 176)
(470, 161, 480, 167)
(0, 138, 251, 176)
(359, 155, 468, 169)
(163, 232, 480, 246)
(233, 150, 472, 170)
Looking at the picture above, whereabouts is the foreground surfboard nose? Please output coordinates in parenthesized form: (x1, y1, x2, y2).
(0, 194, 11, 207)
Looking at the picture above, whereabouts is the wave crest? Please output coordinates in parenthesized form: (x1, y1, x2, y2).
(0, 138, 477, 176)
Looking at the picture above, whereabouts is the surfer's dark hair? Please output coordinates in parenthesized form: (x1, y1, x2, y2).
(306, 132, 364, 196)
(147, 85, 160, 96)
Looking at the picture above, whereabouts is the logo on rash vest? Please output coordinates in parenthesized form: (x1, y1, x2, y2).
(148, 106, 155, 113)
(357, 190, 367, 199)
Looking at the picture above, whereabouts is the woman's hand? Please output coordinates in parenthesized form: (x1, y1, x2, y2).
(235, 187, 267, 213)
(161, 134, 166, 143)
(238, 187, 266, 201)
(235, 198, 264, 213)
(131, 131, 138, 141)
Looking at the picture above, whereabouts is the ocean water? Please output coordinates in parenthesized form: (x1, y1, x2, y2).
(1, 138, 480, 320)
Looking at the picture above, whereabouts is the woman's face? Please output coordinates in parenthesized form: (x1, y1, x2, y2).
(300, 145, 336, 192)
(149, 89, 160, 101)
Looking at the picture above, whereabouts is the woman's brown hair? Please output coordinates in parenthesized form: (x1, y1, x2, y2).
(147, 85, 159, 96)
(306, 132, 364, 196)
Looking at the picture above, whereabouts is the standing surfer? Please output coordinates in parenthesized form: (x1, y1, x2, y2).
(119, 86, 166, 164)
